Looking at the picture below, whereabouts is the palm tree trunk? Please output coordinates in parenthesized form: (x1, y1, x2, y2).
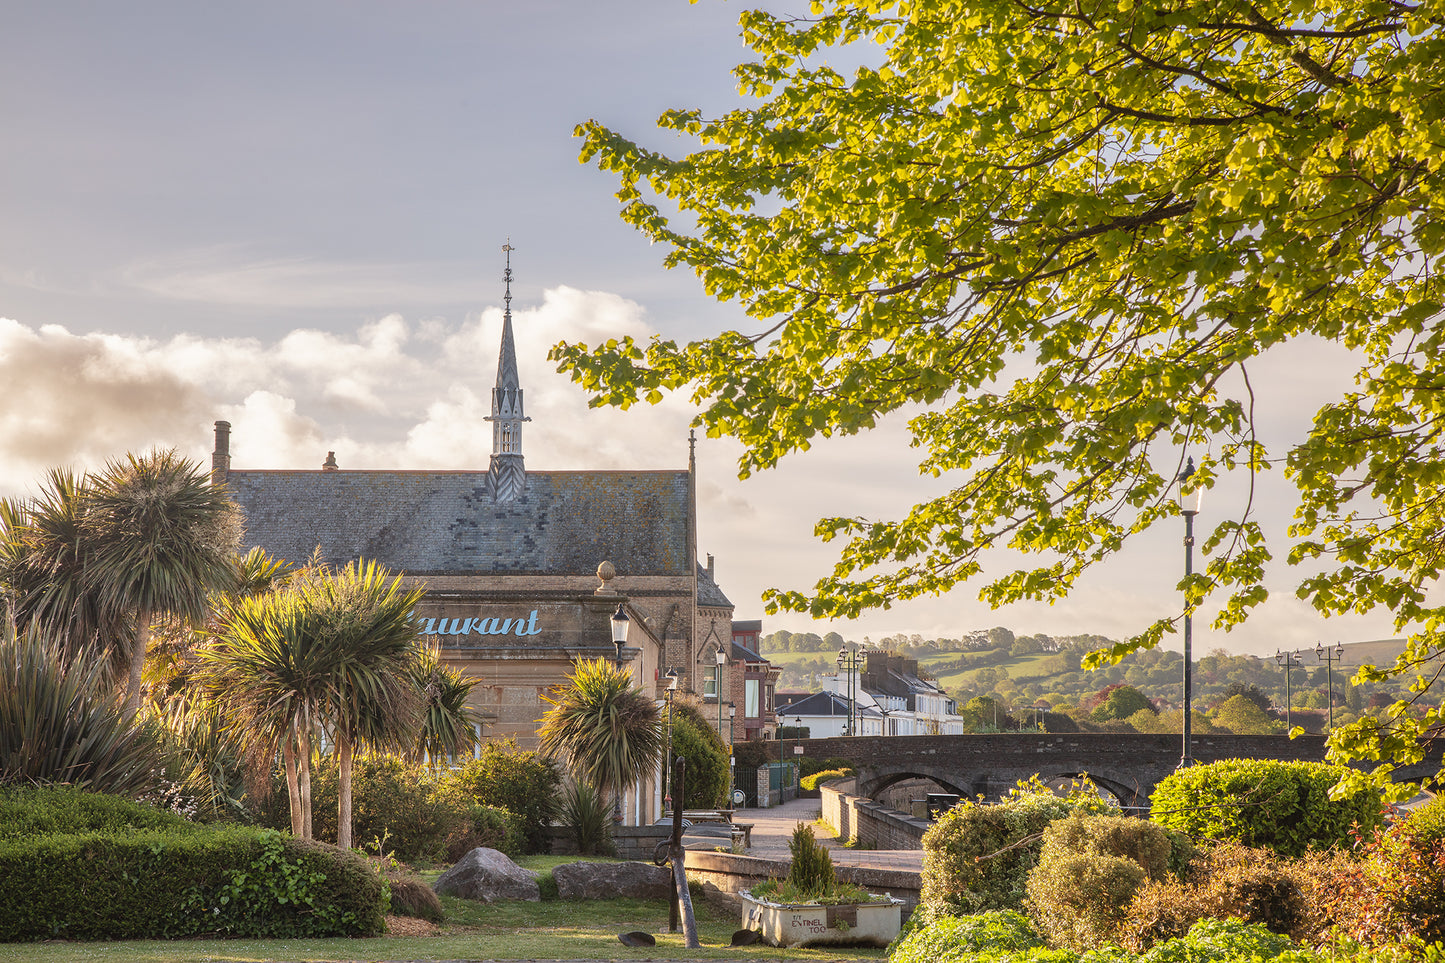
(124, 610, 153, 715)
(337, 732, 353, 850)
(283, 726, 303, 836)
(298, 716, 314, 840)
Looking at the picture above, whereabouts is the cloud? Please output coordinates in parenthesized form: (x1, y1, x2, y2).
(118, 247, 483, 309)
(0, 286, 691, 493)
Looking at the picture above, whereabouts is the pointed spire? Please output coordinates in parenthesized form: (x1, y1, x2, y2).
(496, 241, 520, 391)
(487, 241, 529, 501)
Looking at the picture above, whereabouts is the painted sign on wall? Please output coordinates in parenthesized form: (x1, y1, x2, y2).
(421, 611, 542, 638)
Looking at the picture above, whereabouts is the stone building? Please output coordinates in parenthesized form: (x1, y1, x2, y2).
(213, 262, 743, 824)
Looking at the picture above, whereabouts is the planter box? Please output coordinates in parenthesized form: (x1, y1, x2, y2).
(739, 891, 902, 947)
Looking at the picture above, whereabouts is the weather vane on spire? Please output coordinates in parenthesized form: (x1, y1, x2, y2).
(502, 240, 514, 316)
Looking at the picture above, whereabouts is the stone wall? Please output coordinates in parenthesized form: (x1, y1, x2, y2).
(821, 785, 929, 851)
(684, 850, 920, 919)
(548, 824, 671, 862)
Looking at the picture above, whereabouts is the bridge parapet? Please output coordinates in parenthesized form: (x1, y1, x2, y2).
(770, 733, 1439, 809)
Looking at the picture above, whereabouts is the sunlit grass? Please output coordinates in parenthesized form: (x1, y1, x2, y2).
(0, 857, 888, 962)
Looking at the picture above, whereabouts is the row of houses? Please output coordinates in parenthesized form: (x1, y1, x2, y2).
(779, 651, 967, 737)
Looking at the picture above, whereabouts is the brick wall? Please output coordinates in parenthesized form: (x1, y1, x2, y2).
(821, 786, 929, 851)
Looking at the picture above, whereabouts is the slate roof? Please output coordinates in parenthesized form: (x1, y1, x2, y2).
(696, 562, 733, 608)
(225, 468, 691, 576)
(778, 691, 881, 719)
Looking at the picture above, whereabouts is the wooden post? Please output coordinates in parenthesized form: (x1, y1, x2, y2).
(671, 757, 699, 948)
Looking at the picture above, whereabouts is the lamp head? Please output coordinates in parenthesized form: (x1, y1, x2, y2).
(610, 603, 629, 645)
(714, 643, 726, 666)
(729, 702, 736, 719)
(1176, 456, 1202, 516)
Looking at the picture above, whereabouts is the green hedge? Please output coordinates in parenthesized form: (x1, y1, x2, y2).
(801, 767, 854, 791)
(0, 824, 385, 941)
(0, 784, 194, 839)
(1149, 759, 1383, 857)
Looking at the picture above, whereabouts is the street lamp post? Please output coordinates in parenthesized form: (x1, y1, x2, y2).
(714, 643, 727, 739)
(1316, 641, 1345, 730)
(836, 643, 865, 736)
(662, 669, 679, 813)
(1177, 457, 1202, 769)
(1274, 649, 1301, 729)
(727, 702, 736, 809)
(610, 603, 629, 669)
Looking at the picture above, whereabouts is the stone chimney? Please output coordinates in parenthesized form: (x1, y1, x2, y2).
(211, 421, 231, 485)
(322, 451, 339, 471)
(706, 553, 715, 581)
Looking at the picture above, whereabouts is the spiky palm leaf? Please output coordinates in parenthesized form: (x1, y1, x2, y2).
(206, 559, 425, 847)
(538, 658, 663, 804)
(85, 449, 242, 713)
(0, 474, 129, 679)
(0, 629, 163, 796)
(406, 644, 481, 765)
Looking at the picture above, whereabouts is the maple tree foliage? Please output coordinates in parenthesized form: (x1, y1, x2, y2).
(555, 0, 1445, 792)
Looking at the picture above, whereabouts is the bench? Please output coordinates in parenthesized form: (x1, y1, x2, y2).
(673, 809, 734, 824)
(730, 822, 754, 848)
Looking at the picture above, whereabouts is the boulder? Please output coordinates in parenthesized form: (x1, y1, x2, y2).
(433, 847, 540, 902)
(552, 860, 673, 901)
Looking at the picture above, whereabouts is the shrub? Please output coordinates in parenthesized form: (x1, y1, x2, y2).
(1121, 843, 1312, 950)
(0, 631, 166, 797)
(1324, 800, 1445, 947)
(1137, 917, 1294, 963)
(668, 701, 728, 808)
(558, 781, 614, 857)
(305, 755, 473, 862)
(801, 767, 854, 791)
(0, 821, 385, 940)
(448, 739, 561, 853)
(1027, 815, 1172, 950)
(787, 822, 836, 895)
(1029, 851, 1145, 951)
(921, 777, 1116, 914)
(385, 872, 444, 922)
(1149, 759, 1383, 857)
(443, 804, 522, 861)
(889, 910, 1046, 963)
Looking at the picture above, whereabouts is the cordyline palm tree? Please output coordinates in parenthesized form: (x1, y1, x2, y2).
(301, 561, 424, 850)
(0, 473, 128, 678)
(205, 585, 325, 838)
(86, 449, 242, 715)
(406, 644, 481, 766)
(538, 658, 663, 816)
(205, 559, 426, 848)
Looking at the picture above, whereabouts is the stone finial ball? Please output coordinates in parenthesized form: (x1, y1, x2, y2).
(597, 560, 616, 582)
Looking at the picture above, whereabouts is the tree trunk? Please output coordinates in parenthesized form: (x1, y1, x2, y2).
(298, 717, 313, 840)
(124, 612, 153, 716)
(338, 732, 353, 850)
(283, 729, 303, 836)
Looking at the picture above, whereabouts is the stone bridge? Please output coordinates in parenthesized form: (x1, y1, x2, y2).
(775, 733, 1443, 808)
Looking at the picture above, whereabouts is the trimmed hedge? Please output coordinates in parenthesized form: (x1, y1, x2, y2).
(0, 823, 385, 941)
(0, 784, 194, 839)
(801, 767, 854, 791)
(1149, 759, 1383, 857)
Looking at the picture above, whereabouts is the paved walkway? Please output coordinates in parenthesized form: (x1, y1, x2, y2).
(682, 794, 924, 875)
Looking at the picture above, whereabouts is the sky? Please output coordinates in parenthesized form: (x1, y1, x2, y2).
(0, 1, 1408, 659)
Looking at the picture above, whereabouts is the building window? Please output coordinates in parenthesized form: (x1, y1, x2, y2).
(704, 664, 719, 699)
(745, 679, 759, 717)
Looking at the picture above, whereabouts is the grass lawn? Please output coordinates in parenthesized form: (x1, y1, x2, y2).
(0, 856, 889, 963)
